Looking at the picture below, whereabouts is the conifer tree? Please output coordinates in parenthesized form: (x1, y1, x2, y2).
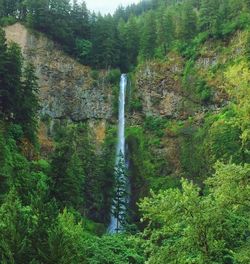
(1, 41, 22, 119)
(0, 28, 7, 116)
(126, 15, 139, 66)
(156, 9, 174, 55)
(16, 63, 39, 143)
(199, 0, 218, 33)
(112, 153, 129, 232)
(51, 131, 85, 212)
(139, 11, 157, 60)
(182, 1, 197, 40)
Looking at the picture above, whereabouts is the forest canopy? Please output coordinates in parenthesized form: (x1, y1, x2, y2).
(0, 0, 249, 71)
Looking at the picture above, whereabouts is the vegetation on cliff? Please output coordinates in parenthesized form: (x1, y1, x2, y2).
(1, 0, 249, 71)
(0, 0, 249, 263)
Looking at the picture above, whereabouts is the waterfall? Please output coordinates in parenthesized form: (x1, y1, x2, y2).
(108, 74, 128, 233)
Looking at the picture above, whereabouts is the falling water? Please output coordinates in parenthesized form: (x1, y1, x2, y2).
(108, 74, 128, 233)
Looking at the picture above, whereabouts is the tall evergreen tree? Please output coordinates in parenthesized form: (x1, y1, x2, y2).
(51, 131, 85, 211)
(111, 153, 128, 232)
(90, 14, 119, 69)
(0, 28, 7, 116)
(182, 1, 197, 40)
(1, 42, 22, 119)
(16, 63, 39, 143)
(139, 11, 157, 60)
(126, 15, 140, 66)
(156, 9, 174, 55)
(199, 0, 218, 33)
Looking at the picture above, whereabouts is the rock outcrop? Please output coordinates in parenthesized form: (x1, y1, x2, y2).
(135, 54, 201, 120)
(4, 23, 113, 121)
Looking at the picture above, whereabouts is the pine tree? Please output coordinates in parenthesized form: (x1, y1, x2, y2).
(2, 0, 18, 17)
(0, 0, 4, 18)
(111, 153, 129, 232)
(64, 152, 84, 210)
(182, 1, 197, 40)
(71, 0, 90, 39)
(156, 9, 174, 55)
(90, 14, 119, 69)
(16, 63, 39, 143)
(26, 0, 50, 31)
(51, 132, 85, 212)
(1, 41, 22, 119)
(139, 11, 157, 60)
(199, 0, 217, 33)
(0, 28, 7, 116)
(126, 15, 139, 66)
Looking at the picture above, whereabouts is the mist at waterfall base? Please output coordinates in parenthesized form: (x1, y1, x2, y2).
(108, 74, 129, 234)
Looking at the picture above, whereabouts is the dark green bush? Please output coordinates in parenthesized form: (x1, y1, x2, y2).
(7, 124, 23, 141)
(106, 69, 121, 84)
(197, 79, 213, 103)
(144, 116, 167, 137)
(0, 16, 17, 26)
(130, 98, 143, 112)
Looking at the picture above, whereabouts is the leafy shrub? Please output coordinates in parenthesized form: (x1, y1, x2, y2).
(205, 118, 244, 164)
(197, 79, 213, 103)
(0, 16, 17, 26)
(183, 60, 213, 103)
(75, 38, 92, 62)
(144, 116, 167, 137)
(140, 162, 250, 264)
(7, 124, 23, 141)
(106, 68, 121, 84)
(130, 98, 143, 112)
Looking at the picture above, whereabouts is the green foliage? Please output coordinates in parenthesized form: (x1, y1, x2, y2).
(0, 31, 39, 143)
(182, 59, 213, 103)
(179, 124, 209, 181)
(90, 14, 120, 69)
(224, 60, 250, 143)
(51, 124, 85, 212)
(7, 123, 23, 141)
(0, 189, 38, 263)
(90, 69, 99, 80)
(75, 38, 92, 63)
(46, 208, 89, 264)
(46, 209, 144, 263)
(179, 107, 248, 181)
(51, 123, 116, 224)
(144, 116, 167, 137)
(0, 1, 249, 263)
(196, 79, 213, 103)
(140, 162, 250, 264)
(111, 154, 129, 232)
(1, 0, 248, 70)
(106, 68, 121, 84)
(125, 125, 175, 225)
(205, 117, 245, 164)
(0, 129, 13, 197)
(129, 98, 143, 112)
(0, 15, 17, 26)
(85, 234, 145, 264)
(139, 11, 157, 60)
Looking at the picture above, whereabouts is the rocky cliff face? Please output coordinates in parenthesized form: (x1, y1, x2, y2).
(4, 23, 113, 122)
(135, 54, 198, 120)
(128, 32, 246, 189)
